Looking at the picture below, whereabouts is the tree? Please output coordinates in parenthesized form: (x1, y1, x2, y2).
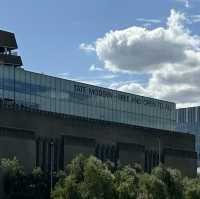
(0, 158, 51, 199)
(152, 165, 184, 199)
(66, 154, 87, 183)
(138, 173, 168, 199)
(0, 156, 24, 178)
(52, 175, 81, 199)
(0, 157, 25, 195)
(52, 155, 115, 199)
(54, 156, 200, 199)
(183, 178, 200, 199)
(114, 165, 139, 199)
(79, 156, 115, 199)
(29, 167, 50, 199)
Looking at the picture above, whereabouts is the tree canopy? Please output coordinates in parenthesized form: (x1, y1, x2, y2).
(1, 155, 200, 199)
(52, 155, 200, 199)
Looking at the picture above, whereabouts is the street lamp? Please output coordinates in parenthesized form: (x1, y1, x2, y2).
(50, 140, 54, 192)
(13, 64, 16, 104)
(158, 137, 161, 165)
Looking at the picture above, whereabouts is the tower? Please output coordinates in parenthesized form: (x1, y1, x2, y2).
(0, 30, 22, 67)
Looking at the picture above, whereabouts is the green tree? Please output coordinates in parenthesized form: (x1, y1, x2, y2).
(80, 156, 115, 199)
(66, 154, 87, 183)
(0, 158, 51, 199)
(0, 157, 24, 176)
(52, 155, 115, 199)
(29, 167, 50, 199)
(52, 155, 200, 199)
(152, 165, 184, 199)
(0, 157, 25, 195)
(138, 173, 168, 199)
(52, 175, 81, 199)
(183, 178, 200, 199)
(114, 166, 139, 199)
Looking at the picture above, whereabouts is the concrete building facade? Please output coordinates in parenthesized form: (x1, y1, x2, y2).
(0, 104, 196, 177)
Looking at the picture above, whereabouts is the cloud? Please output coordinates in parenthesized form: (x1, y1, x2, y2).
(109, 51, 200, 107)
(79, 43, 95, 52)
(58, 73, 103, 86)
(81, 9, 200, 107)
(142, 23, 152, 28)
(57, 72, 71, 77)
(89, 64, 104, 71)
(136, 18, 161, 29)
(57, 71, 118, 87)
(102, 74, 118, 79)
(110, 81, 150, 97)
(136, 18, 161, 24)
(176, 0, 190, 8)
(191, 15, 200, 23)
(93, 9, 199, 74)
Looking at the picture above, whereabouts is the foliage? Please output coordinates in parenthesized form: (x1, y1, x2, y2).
(66, 154, 87, 182)
(0, 157, 24, 176)
(138, 173, 168, 199)
(183, 178, 200, 199)
(2, 155, 200, 199)
(114, 166, 139, 199)
(53, 155, 115, 199)
(52, 155, 200, 199)
(152, 165, 184, 199)
(80, 156, 115, 199)
(0, 158, 51, 199)
(0, 157, 25, 195)
(52, 175, 82, 199)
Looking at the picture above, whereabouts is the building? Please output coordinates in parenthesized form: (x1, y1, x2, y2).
(176, 107, 200, 166)
(0, 29, 197, 183)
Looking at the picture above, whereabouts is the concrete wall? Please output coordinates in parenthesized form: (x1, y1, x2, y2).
(63, 135, 96, 166)
(0, 127, 36, 172)
(118, 142, 145, 168)
(0, 108, 196, 178)
(164, 148, 197, 177)
(0, 126, 36, 197)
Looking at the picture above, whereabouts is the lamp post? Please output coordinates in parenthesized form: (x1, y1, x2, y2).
(13, 64, 15, 104)
(50, 140, 54, 192)
(158, 137, 161, 165)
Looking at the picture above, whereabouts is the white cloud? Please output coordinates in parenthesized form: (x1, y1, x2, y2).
(191, 15, 200, 23)
(89, 64, 104, 71)
(136, 18, 161, 24)
(81, 9, 200, 107)
(94, 9, 199, 74)
(79, 43, 95, 52)
(142, 23, 152, 28)
(58, 74, 103, 86)
(57, 72, 70, 78)
(102, 74, 118, 79)
(110, 81, 150, 97)
(176, 0, 190, 8)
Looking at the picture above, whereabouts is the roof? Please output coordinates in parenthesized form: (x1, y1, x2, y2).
(0, 30, 18, 50)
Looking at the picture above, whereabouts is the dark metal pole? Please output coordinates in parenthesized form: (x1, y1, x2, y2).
(158, 138, 161, 164)
(50, 140, 54, 192)
(13, 65, 15, 103)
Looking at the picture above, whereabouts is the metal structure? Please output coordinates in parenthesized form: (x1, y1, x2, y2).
(0, 30, 22, 67)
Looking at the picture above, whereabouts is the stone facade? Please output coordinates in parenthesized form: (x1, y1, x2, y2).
(0, 104, 197, 178)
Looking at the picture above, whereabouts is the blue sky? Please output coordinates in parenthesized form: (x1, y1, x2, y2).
(1, 0, 200, 107)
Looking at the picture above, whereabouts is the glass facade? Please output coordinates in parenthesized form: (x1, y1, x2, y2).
(176, 107, 200, 165)
(0, 64, 176, 131)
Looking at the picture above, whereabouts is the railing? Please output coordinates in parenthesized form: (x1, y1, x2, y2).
(0, 98, 39, 111)
(0, 54, 22, 66)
